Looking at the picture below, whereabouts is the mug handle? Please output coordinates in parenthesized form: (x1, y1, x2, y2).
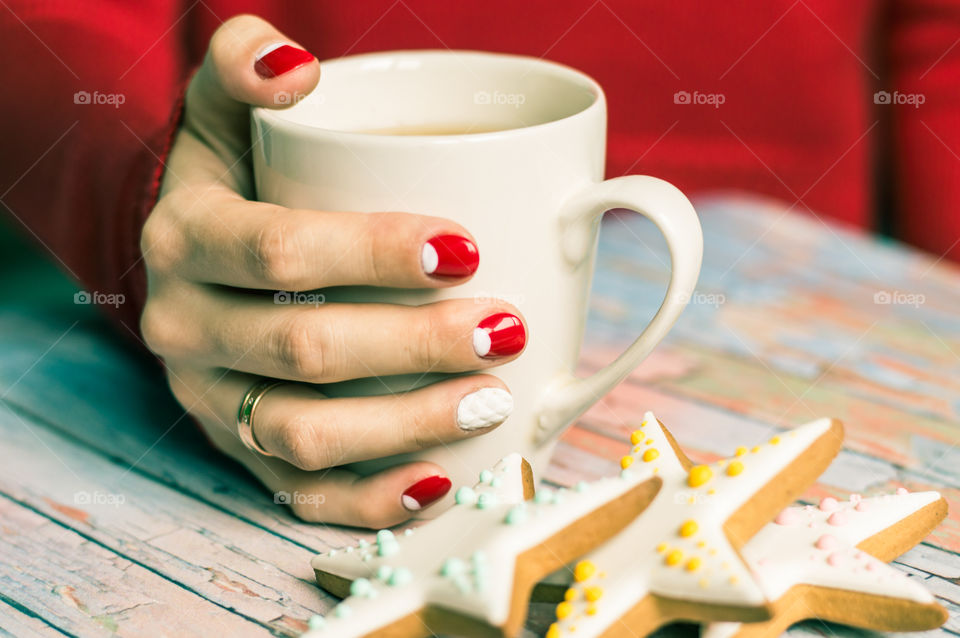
(534, 175, 703, 444)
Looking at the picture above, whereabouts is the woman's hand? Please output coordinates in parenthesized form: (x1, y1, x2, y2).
(139, 15, 526, 528)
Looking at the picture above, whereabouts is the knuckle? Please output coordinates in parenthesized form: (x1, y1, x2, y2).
(141, 196, 187, 273)
(140, 302, 179, 356)
(272, 416, 320, 470)
(274, 316, 328, 381)
(413, 306, 450, 369)
(253, 219, 305, 288)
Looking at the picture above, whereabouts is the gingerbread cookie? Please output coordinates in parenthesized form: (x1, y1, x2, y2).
(305, 452, 662, 637)
(540, 412, 844, 638)
(702, 490, 948, 638)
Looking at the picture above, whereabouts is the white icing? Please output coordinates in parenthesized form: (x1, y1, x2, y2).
(306, 451, 656, 637)
(552, 413, 836, 637)
(420, 242, 439, 274)
(701, 491, 941, 638)
(472, 328, 491, 357)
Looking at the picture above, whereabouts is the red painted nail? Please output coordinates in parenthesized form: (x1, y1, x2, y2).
(254, 44, 315, 79)
(421, 235, 479, 278)
(401, 475, 452, 511)
(474, 312, 526, 358)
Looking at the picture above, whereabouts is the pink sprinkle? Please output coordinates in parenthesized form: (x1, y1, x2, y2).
(828, 511, 849, 526)
(827, 552, 843, 567)
(855, 501, 869, 512)
(849, 493, 862, 504)
(819, 497, 840, 512)
(896, 487, 909, 496)
(816, 534, 838, 551)
(866, 561, 877, 571)
(775, 509, 800, 525)
(756, 557, 767, 566)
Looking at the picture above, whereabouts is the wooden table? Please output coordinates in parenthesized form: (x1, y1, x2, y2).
(1, 195, 958, 637)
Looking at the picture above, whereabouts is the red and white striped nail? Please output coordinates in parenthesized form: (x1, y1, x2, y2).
(421, 235, 479, 278)
(473, 312, 526, 358)
(254, 43, 315, 79)
(401, 475, 452, 511)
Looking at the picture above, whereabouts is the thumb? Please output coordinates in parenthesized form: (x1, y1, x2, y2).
(184, 14, 320, 156)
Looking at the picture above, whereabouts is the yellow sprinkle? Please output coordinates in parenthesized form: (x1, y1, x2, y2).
(721, 561, 730, 569)
(632, 445, 642, 454)
(687, 465, 713, 488)
(630, 430, 643, 445)
(708, 489, 716, 495)
(640, 420, 648, 428)
(665, 549, 684, 567)
(770, 436, 781, 445)
(584, 586, 604, 602)
(686, 557, 702, 572)
(656, 542, 669, 554)
(687, 496, 696, 504)
(735, 446, 748, 457)
(645, 438, 653, 445)
(653, 467, 659, 474)
(697, 540, 707, 548)
(599, 571, 606, 579)
(679, 520, 699, 537)
(726, 460, 744, 477)
(574, 561, 596, 582)
(729, 575, 739, 584)
(643, 448, 660, 462)
(546, 624, 561, 638)
(699, 577, 709, 588)
(586, 604, 598, 616)
(564, 588, 578, 602)
(556, 601, 573, 620)
(620, 455, 634, 470)
(717, 459, 727, 468)
(751, 446, 760, 454)
(710, 549, 717, 556)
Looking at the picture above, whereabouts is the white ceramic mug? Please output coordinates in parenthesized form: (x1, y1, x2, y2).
(252, 50, 702, 506)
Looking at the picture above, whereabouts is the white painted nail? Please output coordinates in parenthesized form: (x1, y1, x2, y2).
(421, 242, 439, 275)
(457, 388, 513, 431)
(472, 327, 491, 357)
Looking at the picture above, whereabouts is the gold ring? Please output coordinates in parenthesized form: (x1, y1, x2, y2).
(237, 379, 283, 456)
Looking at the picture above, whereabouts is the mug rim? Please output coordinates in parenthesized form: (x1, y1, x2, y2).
(252, 49, 605, 143)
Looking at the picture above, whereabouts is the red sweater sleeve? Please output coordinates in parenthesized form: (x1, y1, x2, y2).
(888, 0, 960, 261)
(0, 1, 188, 335)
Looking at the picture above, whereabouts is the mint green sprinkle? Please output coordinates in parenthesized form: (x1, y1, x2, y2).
(490, 476, 503, 488)
(479, 469, 493, 483)
(455, 487, 477, 505)
(349, 578, 373, 598)
(441, 557, 466, 577)
(477, 492, 498, 509)
(620, 469, 633, 480)
(307, 615, 326, 630)
(534, 489, 553, 504)
(574, 481, 589, 493)
(376, 565, 393, 581)
(504, 505, 527, 525)
(388, 567, 413, 586)
(334, 604, 351, 618)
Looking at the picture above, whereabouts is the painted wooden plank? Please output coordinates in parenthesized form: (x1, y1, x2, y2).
(0, 597, 69, 638)
(0, 406, 340, 636)
(0, 495, 273, 638)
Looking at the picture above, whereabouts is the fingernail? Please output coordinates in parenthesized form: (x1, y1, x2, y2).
(254, 43, 315, 79)
(421, 235, 479, 278)
(473, 312, 525, 358)
(401, 475, 452, 511)
(457, 388, 513, 430)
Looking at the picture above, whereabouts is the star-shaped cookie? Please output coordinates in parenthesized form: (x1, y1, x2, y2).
(702, 491, 948, 638)
(541, 412, 844, 638)
(306, 453, 662, 637)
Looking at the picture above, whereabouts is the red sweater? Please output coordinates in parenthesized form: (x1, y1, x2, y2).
(2, 1, 959, 334)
